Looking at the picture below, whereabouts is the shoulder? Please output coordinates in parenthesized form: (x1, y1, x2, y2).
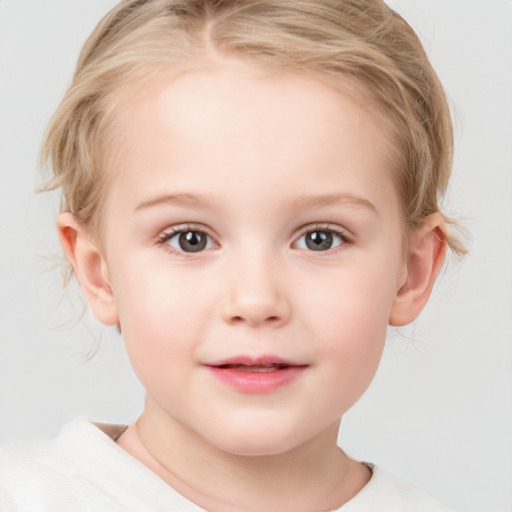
(0, 431, 73, 511)
(0, 418, 129, 511)
(0, 429, 76, 487)
(339, 464, 456, 512)
(0, 418, 204, 511)
(0, 418, 122, 480)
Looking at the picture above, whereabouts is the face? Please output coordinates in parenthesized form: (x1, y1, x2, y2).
(97, 61, 408, 456)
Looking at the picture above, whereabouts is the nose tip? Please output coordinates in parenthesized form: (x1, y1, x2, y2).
(228, 309, 286, 327)
(221, 271, 291, 328)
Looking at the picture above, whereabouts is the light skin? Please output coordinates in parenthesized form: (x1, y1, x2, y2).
(58, 59, 446, 511)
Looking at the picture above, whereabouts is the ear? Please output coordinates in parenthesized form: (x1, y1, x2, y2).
(389, 213, 447, 326)
(56, 212, 119, 326)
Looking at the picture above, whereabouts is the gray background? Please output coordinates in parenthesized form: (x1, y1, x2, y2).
(1, 1, 511, 510)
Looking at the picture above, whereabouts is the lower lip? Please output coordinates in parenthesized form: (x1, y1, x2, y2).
(206, 366, 306, 393)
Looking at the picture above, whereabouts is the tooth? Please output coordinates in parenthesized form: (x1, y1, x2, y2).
(228, 365, 281, 372)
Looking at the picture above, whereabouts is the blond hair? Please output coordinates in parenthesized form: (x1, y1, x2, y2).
(41, 0, 466, 255)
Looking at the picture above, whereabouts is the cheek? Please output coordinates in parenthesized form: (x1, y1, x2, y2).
(110, 266, 208, 384)
(298, 258, 399, 383)
(301, 257, 399, 334)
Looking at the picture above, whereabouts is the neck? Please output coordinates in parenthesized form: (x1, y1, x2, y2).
(117, 399, 370, 512)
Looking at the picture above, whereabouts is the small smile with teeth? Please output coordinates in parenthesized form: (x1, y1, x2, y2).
(205, 356, 307, 393)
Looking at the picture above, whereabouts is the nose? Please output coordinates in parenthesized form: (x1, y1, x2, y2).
(220, 252, 291, 328)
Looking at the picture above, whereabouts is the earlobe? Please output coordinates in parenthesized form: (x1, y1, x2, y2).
(389, 213, 447, 326)
(56, 212, 119, 326)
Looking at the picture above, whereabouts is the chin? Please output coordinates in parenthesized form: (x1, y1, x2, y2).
(203, 421, 313, 457)
(217, 438, 299, 457)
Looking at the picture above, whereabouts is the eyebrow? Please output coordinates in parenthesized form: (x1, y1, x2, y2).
(135, 193, 209, 211)
(135, 192, 378, 214)
(289, 193, 378, 215)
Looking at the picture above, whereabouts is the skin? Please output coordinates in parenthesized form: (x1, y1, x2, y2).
(58, 59, 446, 511)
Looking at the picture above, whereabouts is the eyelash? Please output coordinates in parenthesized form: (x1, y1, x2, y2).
(294, 225, 350, 254)
(156, 224, 350, 256)
(157, 225, 217, 256)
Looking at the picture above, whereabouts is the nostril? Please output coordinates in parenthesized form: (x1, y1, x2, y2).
(229, 314, 281, 326)
(221, 294, 291, 327)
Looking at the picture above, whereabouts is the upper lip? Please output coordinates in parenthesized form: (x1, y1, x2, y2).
(204, 355, 307, 368)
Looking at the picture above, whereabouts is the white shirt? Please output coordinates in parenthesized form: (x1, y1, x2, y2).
(0, 418, 455, 511)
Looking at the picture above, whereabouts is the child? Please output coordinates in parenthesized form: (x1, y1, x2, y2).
(0, 0, 465, 510)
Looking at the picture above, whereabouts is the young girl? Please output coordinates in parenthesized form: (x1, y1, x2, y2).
(0, 1, 465, 510)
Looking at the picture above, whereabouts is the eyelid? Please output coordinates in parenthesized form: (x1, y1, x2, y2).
(157, 223, 219, 254)
(295, 223, 349, 239)
(292, 224, 351, 252)
(155, 223, 351, 255)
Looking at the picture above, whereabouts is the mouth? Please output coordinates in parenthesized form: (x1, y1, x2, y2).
(204, 356, 308, 393)
(214, 363, 296, 372)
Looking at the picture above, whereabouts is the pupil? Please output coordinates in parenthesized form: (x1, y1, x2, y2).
(306, 231, 333, 251)
(179, 231, 207, 252)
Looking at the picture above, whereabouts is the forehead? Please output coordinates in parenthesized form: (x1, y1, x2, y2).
(103, 61, 400, 219)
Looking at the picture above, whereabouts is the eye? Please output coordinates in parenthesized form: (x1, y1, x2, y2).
(161, 228, 216, 253)
(294, 228, 346, 252)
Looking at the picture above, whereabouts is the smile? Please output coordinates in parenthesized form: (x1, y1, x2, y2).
(217, 363, 291, 372)
(204, 356, 308, 394)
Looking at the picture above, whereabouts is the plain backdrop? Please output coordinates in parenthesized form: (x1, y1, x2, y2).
(1, 1, 511, 511)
